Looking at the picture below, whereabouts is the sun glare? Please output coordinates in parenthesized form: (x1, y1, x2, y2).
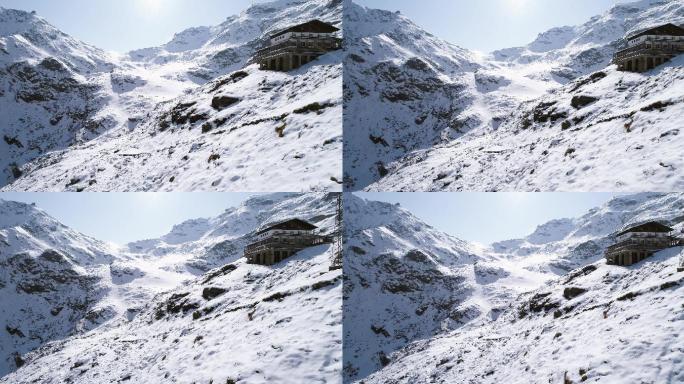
(506, 0, 529, 13)
(139, 0, 163, 13)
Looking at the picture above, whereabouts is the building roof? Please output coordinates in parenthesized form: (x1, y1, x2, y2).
(271, 19, 339, 38)
(616, 221, 673, 237)
(627, 23, 684, 40)
(256, 218, 318, 235)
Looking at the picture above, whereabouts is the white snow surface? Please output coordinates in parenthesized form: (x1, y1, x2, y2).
(0, 192, 342, 383)
(344, 192, 684, 382)
(362, 246, 684, 384)
(0, 0, 342, 191)
(344, 0, 684, 192)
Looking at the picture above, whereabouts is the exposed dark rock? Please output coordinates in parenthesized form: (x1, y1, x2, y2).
(350, 246, 366, 255)
(563, 265, 597, 284)
(208, 71, 249, 92)
(378, 351, 391, 367)
(202, 122, 214, 133)
(155, 292, 199, 319)
(39, 57, 67, 72)
(571, 95, 598, 109)
(348, 54, 365, 63)
(371, 325, 390, 337)
(293, 102, 334, 114)
(369, 135, 389, 147)
(377, 162, 389, 178)
(202, 287, 228, 300)
(3, 135, 23, 148)
(13, 354, 25, 368)
(405, 57, 429, 71)
(405, 249, 429, 263)
(6, 325, 25, 338)
(527, 292, 560, 314)
(533, 101, 568, 124)
(169, 101, 198, 124)
(39, 249, 67, 263)
(211, 96, 240, 111)
(641, 100, 675, 112)
(563, 287, 587, 300)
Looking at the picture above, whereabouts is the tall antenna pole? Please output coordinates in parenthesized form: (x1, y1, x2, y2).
(330, 193, 343, 270)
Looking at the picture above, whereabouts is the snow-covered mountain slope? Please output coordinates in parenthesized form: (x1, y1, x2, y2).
(1, 0, 342, 192)
(343, 0, 488, 190)
(343, 194, 553, 382)
(126, 192, 339, 272)
(0, 200, 122, 376)
(0, 8, 114, 72)
(0, 8, 119, 187)
(344, 192, 684, 382)
(361, 246, 684, 384)
(492, 192, 684, 274)
(494, 0, 684, 80)
(371, 56, 684, 192)
(6, 58, 343, 192)
(2, 245, 342, 384)
(129, 0, 342, 81)
(0, 192, 342, 383)
(344, 0, 684, 191)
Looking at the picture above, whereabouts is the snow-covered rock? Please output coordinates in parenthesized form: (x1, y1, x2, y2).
(343, 194, 552, 382)
(345, 192, 684, 382)
(1, 0, 342, 191)
(492, 192, 684, 273)
(0, 193, 342, 383)
(361, 246, 684, 384)
(345, 0, 684, 192)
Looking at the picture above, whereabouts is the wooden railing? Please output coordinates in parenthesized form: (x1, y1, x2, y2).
(254, 37, 342, 60)
(244, 234, 332, 255)
(606, 237, 681, 253)
(613, 42, 684, 61)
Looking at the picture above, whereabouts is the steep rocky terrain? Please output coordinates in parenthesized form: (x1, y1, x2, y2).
(492, 192, 684, 273)
(343, 195, 552, 382)
(344, 0, 684, 192)
(1, 0, 342, 191)
(0, 201, 120, 376)
(344, 192, 684, 383)
(362, 246, 684, 384)
(0, 193, 342, 383)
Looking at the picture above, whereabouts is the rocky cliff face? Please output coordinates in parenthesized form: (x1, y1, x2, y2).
(0, 193, 342, 383)
(0, 0, 343, 192)
(361, 245, 684, 384)
(343, 194, 554, 382)
(344, 0, 684, 192)
(344, 192, 684, 383)
(0, 200, 118, 375)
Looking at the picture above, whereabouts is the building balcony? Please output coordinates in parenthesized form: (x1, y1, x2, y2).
(244, 233, 332, 256)
(613, 42, 684, 62)
(254, 37, 342, 61)
(605, 237, 681, 254)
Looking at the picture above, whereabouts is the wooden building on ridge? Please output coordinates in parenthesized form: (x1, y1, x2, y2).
(244, 218, 332, 266)
(605, 221, 681, 266)
(613, 23, 684, 72)
(254, 20, 341, 71)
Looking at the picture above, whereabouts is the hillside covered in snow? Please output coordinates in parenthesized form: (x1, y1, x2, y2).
(0, 0, 343, 192)
(344, 192, 684, 383)
(344, 0, 684, 192)
(0, 193, 342, 383)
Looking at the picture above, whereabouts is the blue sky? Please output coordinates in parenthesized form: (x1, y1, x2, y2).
(0, 0, 271, 52)
(0, 193, 258, 245)
(355, 192, 623, 245)
(355, 0, 634, 52)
